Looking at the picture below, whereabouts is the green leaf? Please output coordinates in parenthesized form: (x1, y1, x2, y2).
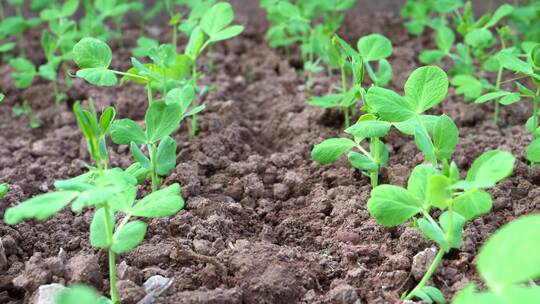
(414, 124, 436, 162)
(405, 66, 449, 113)
(110, 119, 147, 145)
(0, 183, 8, 199)
(418, 218, 448, 251)
(440, 211, 465, 249)
(156, 136, 177, 176)
(99, 107, 116, 134)
(453, 189, 492, 221)
(308, 94, 342, 108)
(367, 185, 422, 227)
(451, 75, 483, 100)
(55, 285, 101, 304)
(311, 138, 356, 165)
(474, 91, 513, 104)
(357, 34, 393, 61)
(76, 68, 117, 86)
(497, 49, 533, 75)
(419, 50, 446, 64)
(394, 115, 439, 136)
(422, 286, 447, 304)
(435, 26, 455, 53)
(427, 175, 453, 209)
(4, 191, 79, 225)
(375, 59, 393, 86)
(365, 87, 416, 122)
(466, 150, 515, 186)
(433, 114, 458, 160)
(407, 164, 439, 208)
(347, 151, 378, 172)
(90, 208, 114, 248)
(345, 120, 391, 138)
(73, 37, 112, 69)
(484, 4, 514, 28)
(130, 143, 150, 169)
(209, 25, 244, 43)
(477, 214, 540, 287)
(111, 220, 147, 254)
(145, 101, 183, 143)
(10, 58, 36, 89)
(465, 28, 494, 48)
(130, 183, 184, 218)
(526, 138, 540, 163)
(499, 93, 521, 105)
(201, 2, 235, 36)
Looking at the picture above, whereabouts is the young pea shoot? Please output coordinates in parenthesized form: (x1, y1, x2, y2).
(453, 214, 540, 304)
(0, 0, 42, 56)
(3, 101, 185, 304)
(12, 99, 40, 128)
(309, 34, 393, 127)
(368, 150, 515, 303)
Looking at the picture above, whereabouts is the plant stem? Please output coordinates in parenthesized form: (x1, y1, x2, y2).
(147, 85, 153, 105)
(103, 205, 119, 304)
(533, 90, 539, 132)
(403, 248, 446, 300)
(344, 108, 350, 128)
(370, 137, 381, 187)
(172, 25, 177, 50)
(148, 143, 159, 192)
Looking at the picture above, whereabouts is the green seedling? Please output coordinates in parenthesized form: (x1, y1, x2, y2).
(309, 34, 393, 127)
(261, 0, 356, 91)
(3, 101, 185, 304)
(477, 44, 540, 166)
(400, 0, 463, 36)
(110, 85, 203, 192)
(80, 0, 143, 42)
(132, 36, 159, 57)
(365, 66, 457, 168)
(182, 1, 243, 135)
(452, 214, 540, 304)
(13, 100, 40, 128)
(508, 1, 540, 43)
(0, 183, 8, 199)
(0, 92, 4, 102)
(0, 0, 42, 56)
(368, 150, 515, 303)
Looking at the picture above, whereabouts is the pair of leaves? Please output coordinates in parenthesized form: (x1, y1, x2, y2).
(200, 2, 244, 43)
(453, 215, 540, 304)
(73, 37, 117, 86)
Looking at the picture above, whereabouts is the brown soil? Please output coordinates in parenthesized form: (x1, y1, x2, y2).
(1, 8, 539, 304)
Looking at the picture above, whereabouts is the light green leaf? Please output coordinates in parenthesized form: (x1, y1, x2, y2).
(111, 220, 147, 254)
(435, 26, 455, 53)
(427, 175, 453, 209)
(209, 25, 244, 43)
(311, 138, 356, 165)
(451, 75, 483, 100)
(433, 114, 458, 160)
(465, 28, 494, 48)
(497, 49, 533, 75)
(418, 218, 448, 251)
(419, 50, 446, 64)
(366, 86, 416, 122)
(90, 208, 114, 248)
(201, 2, 235, 36)
(357, 34, 393, 61)
(466, 150, 515, 185)
(414, 124, 436, 162)
(407, 164, 439, 208)
(474, 91, 513, 104)
(440, 211, 465, 249)
(526, 138, 540, 163)
(453, 189, 492, 221)
(345, 120, 391, 138)
(73, 37, 112, 69)
(156, 136, 177, 176)
(130, 143, 150, 169)
(484, 4, 514, 28)
(55, 285, 101, 304)
(499, 93, 520, 105)
(130, 183, 184, 218)
(76, 68, 117, 86)
(110, 119, 147, 145)
(145, 101, 183, 143)
(405, 66, 449, 113)
(367, 185, 422, 227)
(347, 151, 378, 172)
(4, 191, 79, 225)
(477, 214, 540, 287)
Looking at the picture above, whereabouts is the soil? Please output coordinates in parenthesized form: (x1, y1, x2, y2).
(1, 6, 539, 304)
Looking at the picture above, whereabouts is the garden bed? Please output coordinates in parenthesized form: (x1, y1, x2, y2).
(0, 6, 538, 304)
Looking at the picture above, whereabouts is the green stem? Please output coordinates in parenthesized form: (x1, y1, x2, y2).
(403, 248, 446, 301)
(103, 205, 119, 304)
(190, 113, 198, 137)
(149, 143, 159, 192)
(344, 108, 350, 128)
(370, 137, 381, 188)
(172, 25, 177, 50)
(533, 91, 539, 132)
(147, 85, 153, 105)
(111, 70, 150, 82)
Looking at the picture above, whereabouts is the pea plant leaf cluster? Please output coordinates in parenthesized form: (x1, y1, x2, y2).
(312, 66, 457, 188)
(452, 214, 540, 304)
(260, 0, 357, 90)
(308, 33, 393, 127)
(3, 101, 185, 304)
(368, 150, 515, 303)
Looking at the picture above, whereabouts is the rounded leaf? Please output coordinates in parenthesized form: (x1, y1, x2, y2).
(357, 34, 393, 61)
(73, 37, 112, 69)
(367, 185, 422, 227)
(311, 138, 355, 165)
(466, 150, 515, 186)
(405, 66, 449, 113)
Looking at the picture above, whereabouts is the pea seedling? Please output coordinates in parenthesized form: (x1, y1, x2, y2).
(365, 66, 457, 168)
(452, 214, 540, 304)
(368, 150, 515, 303)
(261, 0, 356, 91)
(0, 0, 42, 56)
(309, 34, 393, 127)
(400, 0, 463, 36)
(12, 99, 40, 128)
(0, 183, 7, 199)
(477, 44, 540, 166)
(3, 101, 185, 304)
